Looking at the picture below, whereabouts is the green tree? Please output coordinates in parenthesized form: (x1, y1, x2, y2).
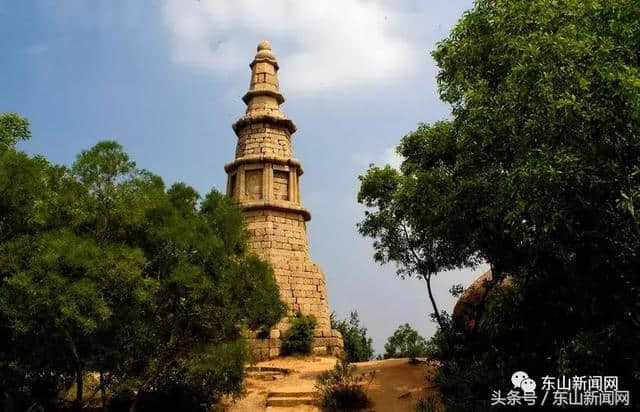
(0, 117, 286, 411)
(383, 324, 430, 361)
(358, 0, 640, 409)
(330, 311, 374, 363)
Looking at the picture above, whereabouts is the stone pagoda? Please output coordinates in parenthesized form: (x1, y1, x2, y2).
(224, 41, 342, 358)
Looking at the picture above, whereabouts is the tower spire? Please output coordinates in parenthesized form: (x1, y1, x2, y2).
(233, 40, 296, 136)
(227, 40, 306, 219)
(244, 40, 283, 105)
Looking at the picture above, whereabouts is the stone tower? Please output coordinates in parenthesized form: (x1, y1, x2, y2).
(224, 41, 342, 358)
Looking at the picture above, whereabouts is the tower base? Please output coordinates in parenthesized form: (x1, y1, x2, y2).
(246, 328, 343, 361)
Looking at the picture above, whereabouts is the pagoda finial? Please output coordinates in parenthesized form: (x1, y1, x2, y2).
(242, 40, 283, 105)
(253, 40, 277, 64)
(233, 41, 296, 135)
(257, 39, 271, 51)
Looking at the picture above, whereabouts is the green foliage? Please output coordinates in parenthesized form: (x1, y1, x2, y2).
(0, 120, 286, 410)
(358, 0, 640, 410)
(281, 312, 317, 356)
(0, 113, 30, 153)
(315, 357, 373, 410)
(120, 340, 246, 412)
(330, 311, 374, 363)
(383, 324, 431, 361)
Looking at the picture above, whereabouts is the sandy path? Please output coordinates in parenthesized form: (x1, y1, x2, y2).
(355, 358, 438, 411)
(224, 357, 437, 411)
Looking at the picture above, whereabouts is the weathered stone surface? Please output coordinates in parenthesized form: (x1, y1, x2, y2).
(225, 41, 342, 359)
(452, 269, 513, 331)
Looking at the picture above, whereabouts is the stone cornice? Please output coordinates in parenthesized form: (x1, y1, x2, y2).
(224, 155, 304, 175)
(242, 89, 285, 105)
(232, 113, 297, 135)
(249, 55, 279, 70)
(238, 200, 311, 221)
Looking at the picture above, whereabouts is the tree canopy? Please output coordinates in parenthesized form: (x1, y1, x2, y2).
(358, 0, 640, 409)
(330, 311, 374, 363)
(382, 323, 430, 361)
(0, 113, 286, 411)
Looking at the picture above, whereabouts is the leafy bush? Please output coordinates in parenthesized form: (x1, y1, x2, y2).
(383, 324, 432, 362)
(330, 311, 374, 362)
(315, 357, 373, 410)
(281, 312, 317, 356)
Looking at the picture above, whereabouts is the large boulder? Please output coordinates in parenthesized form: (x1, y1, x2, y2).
(453, 269, 512, 330)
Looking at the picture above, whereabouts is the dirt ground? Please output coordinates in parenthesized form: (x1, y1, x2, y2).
(357, 358, 439, 411)
(224, 356, 438, 411)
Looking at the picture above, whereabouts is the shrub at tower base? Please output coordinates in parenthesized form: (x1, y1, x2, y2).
(358, 0, 640, 410)
(281, 312, 317, 356)
(0, 114, 286, 411)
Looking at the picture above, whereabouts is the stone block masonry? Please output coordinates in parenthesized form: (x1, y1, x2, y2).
(224, 41, 342, 358)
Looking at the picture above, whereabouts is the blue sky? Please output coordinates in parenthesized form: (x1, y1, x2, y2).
(1, 0, 487, 354)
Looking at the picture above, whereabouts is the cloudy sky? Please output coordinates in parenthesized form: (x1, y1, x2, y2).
(1, 0, 486, 354)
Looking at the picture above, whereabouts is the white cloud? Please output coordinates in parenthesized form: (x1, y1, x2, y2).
(162, 0, 423, 93)
(352, 146, 403, 171)
(382, 146, 403, 170)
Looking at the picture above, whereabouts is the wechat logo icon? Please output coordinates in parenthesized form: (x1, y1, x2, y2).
(511, 371, 536, 393)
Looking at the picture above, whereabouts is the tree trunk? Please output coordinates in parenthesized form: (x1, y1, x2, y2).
(73, 366, 83, 411)
(100, 371, 107, 407)
(68, 335, 83, 412)
(423, 273, 445, 331)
